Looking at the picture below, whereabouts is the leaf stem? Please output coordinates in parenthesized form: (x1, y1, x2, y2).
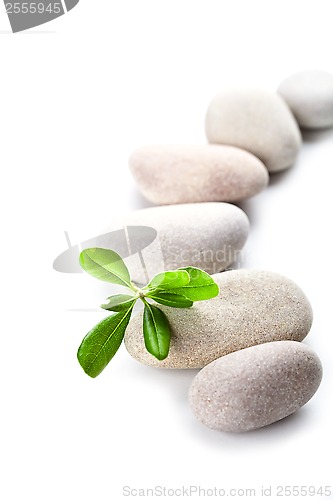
(140, 296, 149, 307)
(129, 282, 141, 293)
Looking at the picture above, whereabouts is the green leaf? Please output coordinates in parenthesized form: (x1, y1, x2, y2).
(100, 294, 136, 312)
(147, 291, 193, 308)
(143, 304, 171, 361)
(79, 248, 132, 288)
(145, 270, 190, 291)
(176, 266, 219, 301)
(77, 306, 134, 377)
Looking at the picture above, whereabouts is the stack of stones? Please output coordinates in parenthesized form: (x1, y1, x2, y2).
(123, 70, 333, 432)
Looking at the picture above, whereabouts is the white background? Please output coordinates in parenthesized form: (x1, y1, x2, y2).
(1, 1, 332, 499)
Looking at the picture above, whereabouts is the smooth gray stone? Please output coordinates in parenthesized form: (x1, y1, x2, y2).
(205, 88, 302, 172)
(189, 341, 322, 432)
(129, 144, 268, 204)
(121, 203, 249, 284)
(125, 270, 313, 368)
(278, 70, 333, 129)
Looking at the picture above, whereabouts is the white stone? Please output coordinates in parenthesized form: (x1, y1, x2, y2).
(125, 270, 313, 368)
(120, 203, 249, 284)
(129, 144, 268, 204)
(205, 88, 302, 172)
(189, 341, 322, 432)
(278, 70, 333, 129)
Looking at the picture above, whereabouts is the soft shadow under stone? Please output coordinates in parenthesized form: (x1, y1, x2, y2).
(301, 127, 333, 143)
(188, 406, 313, 450)
(268, 167, 294, 187)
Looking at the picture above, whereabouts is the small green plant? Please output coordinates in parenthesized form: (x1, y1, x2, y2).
(77, 248, 219, 377)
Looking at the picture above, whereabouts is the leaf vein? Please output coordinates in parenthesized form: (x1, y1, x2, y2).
(84, 306, 133, 372)
(85, 253, 130, 288)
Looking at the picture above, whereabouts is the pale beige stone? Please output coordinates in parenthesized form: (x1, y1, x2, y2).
(205, 88, 302, 172)
(189, 341, 322, 432)
(278, 70, 333, 129)
(122, 203, 249, 284)
(129, 144, 268, 205)
(125, 270, 313, 368)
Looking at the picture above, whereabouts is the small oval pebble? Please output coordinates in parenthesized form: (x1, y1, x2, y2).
(125, 270, 313, 368)
(278, 70, 333, 129)
(205, 88, 302, 172)
(129, 144, 269, 205)
(189, 341, 322, 432)
(121, 203, 249, 284)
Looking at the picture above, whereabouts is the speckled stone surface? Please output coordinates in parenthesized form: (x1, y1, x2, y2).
(125, 270, 313, 368)
(205, 88, 302, 172)
(122, 203, 249, 284)
(129, 144, 269, 205)
(278, 70, 333, 129)
(189, 341, 322, 432)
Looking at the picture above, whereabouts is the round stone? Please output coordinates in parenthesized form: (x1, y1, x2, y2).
(205, 88, 302, 172)
(120, 203, 249, 284)
(125, 270, 313, 368)
(129, 144, 269, 204)
(189, 341, 323, 432)
(278, 70, 333, 129)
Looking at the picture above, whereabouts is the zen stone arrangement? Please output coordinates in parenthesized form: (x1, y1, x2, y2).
(126, 70, 332, 433)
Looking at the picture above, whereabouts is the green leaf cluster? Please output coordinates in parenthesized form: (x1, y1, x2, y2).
(77, 248, 220, 378)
